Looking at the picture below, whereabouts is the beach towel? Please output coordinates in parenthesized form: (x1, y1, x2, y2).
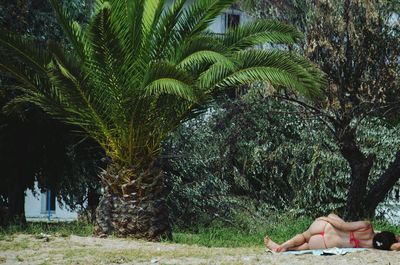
(281, 247, 368, 256)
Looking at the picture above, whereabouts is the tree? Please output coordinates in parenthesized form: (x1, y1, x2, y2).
(243, 0, 400, 220)
(0, 0, 325, 239)
(0, 0, 96, 226)
(163, 91, 351, 227)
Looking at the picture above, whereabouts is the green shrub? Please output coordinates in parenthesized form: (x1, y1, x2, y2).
(163, 89, 400, 228)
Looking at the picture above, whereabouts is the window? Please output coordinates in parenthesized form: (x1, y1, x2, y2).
(226, 13, 240, 30)
(41, 189, 56, 214)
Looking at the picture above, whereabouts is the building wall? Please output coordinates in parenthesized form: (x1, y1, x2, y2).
(25, 182, 78, 222)
(165, 0, 251, 34)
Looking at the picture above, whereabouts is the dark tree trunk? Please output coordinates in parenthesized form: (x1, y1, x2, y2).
(336, 124, 400, 220)
(365, 149, 400, 217)
(7, 176, 27, 226)
(94, 164, 171, 240)
(87, 186, 100, 224)
(0, 204, 9, 227)
(336, 126, 374, 220)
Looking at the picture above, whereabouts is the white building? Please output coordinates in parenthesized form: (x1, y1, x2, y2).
(25, 181, 78, 222)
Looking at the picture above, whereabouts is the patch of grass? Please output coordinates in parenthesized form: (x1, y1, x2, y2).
(0, 221, 93, 238)
(49, 243, 256, 264)
(0, 240, 29, 251)
(169, 214, 400, 248)
(38, 261, 53, 265)
(0, 234, 14, 241)
(172, 226, 261, 248)
(372, 219, 400, 234)
(52, 248, 160, 264)
(170, 214, 313, 248)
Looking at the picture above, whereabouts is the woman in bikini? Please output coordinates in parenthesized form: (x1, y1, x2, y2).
(264, 213, 400, 252)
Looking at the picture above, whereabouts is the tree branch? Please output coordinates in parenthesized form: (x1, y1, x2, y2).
(276, 95, 337, 135)
(365, 149, 400, 216)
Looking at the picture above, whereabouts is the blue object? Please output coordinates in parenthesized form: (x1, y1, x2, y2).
(47, 189, 51, 221)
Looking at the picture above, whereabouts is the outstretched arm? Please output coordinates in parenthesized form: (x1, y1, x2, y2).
(317, 216, 370, 231)
(390, 242, 400, 251)
(328, 213, 344, 221)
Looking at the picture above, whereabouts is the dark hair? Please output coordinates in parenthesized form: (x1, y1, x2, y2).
(373, 231, 397, 250)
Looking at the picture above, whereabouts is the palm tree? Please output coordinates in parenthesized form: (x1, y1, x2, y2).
(0, 0, 325, 239)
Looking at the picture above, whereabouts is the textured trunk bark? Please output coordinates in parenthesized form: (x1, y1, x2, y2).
(0, 205, 9, 227)
(343, 157, 373, 220)
(7, 177, 26, 226)
(336, 126, 374, 220)
(94, 164, 171, 240)
(87, 186, 100, 224)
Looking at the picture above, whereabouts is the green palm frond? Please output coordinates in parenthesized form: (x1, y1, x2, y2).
(178, 50, 235, 71)
(143, 61, 194, 87)
(87, 3, 125, 102)
(223, 20, 303, 51)
(143, 78, 196, 101)
(142, 0, 165, 39)
(0, 61, 39, 91)
(220, 50, 324, 97)
(0, 0, 326, 168)
(177, 0, 236, 37)
(152, 0, 186, 59)
(198, 61, 236, 90)
(49, 0, 88, 61)
(0, 29, 50, 74)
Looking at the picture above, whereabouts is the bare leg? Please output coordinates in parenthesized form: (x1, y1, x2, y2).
(278, 232, 310, 252)
(264, 236, 280, 251)
(288, 243, 309, 251)
(264, 219, 327, 252)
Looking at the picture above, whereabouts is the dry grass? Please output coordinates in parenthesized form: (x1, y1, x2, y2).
(0, 234, 399, 265)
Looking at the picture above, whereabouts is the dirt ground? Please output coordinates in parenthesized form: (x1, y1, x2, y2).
(0, 234, 399, 265)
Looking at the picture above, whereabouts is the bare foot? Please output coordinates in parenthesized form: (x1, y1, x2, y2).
(276, 245, 288, 252)
(264, 236, 281, 252)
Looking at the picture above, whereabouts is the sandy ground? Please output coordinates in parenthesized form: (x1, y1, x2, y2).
(0, 234, 399, 265)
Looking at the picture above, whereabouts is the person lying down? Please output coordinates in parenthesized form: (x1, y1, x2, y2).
(264, 213, 400, 252)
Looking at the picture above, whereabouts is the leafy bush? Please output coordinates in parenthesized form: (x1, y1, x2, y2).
(163, 89, 400, 227)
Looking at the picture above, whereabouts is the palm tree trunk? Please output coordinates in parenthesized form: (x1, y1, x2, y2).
(94, 164, 171, 240)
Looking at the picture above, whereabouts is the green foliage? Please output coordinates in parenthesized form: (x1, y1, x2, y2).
(0, 0, 100, 226)
(373, 219, 400, 235)
(358, 119, 400, 180)
(0, 0, 325, 195)
(164, 87, 400, 226)
(240, 0, 400, 220)
(164, 91, 348, 225)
